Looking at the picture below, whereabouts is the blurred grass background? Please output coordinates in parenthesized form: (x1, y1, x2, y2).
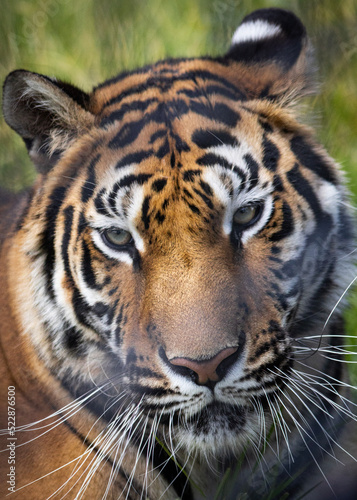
(0, 0, 356, 382)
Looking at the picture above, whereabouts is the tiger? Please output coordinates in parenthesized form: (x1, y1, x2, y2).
(0, 7, 356, 500)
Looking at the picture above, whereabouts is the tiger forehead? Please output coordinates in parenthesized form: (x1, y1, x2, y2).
(91, 58, 247, 115)
(86, 102, 282, 230)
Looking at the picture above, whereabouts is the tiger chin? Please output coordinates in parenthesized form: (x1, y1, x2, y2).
(0, 7, 356, 500)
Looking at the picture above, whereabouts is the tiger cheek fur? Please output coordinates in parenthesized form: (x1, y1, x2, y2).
(1, 7, 356, 500)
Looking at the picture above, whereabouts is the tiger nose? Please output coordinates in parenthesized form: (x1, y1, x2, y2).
(168, 346, 239, 386)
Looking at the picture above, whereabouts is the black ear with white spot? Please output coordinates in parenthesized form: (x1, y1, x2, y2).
(225, 8, 315, 103)
(2, 70, 94, 173)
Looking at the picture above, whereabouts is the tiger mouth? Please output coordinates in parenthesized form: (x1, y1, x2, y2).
(188, 402, 247, 434)
(156, 401, 248, 432)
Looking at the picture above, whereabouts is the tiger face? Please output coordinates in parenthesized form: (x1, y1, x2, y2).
(1, 7, 355, 499)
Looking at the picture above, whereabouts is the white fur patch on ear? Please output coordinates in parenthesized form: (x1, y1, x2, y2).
(231, 20, 282, 46)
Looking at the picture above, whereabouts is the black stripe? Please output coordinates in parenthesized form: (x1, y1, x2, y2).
(63, 325, 86, 357)
(100, 98, 159, 128)
(192, 128, 238, 149)
(102, 68, 245, 109)
(81, 155, 99, 203)
(273, 174, 284, 192)
(142, 196, 151, 230)
(262, 135, 280, 171)
(193, 187, 214, 210)
(269, 201, 294, 242)
(199, 180, 213, 197)
(197, 153, 246, 184)
(128, 385, 173, 397)
(170, 151, 176, 168)
(190, 101, 240, 127)
(92, 301, 110, 318)
(152, 178, 167, 192)
(286, 163, 322, 216)
(62, 206, 75, 285)
(116, 150, 154, 169)
(178, 83, 242, 102)
(109, 121, 143, 149)
(157, 138, 170, 158)
(41, 185, 69, 300)
(243, 153, 259, 189)
(155, 211, 166, 224)
(72, 288, 92, 329)
(116, 173, 153, 189)
(183, 169, 201, 181)
(186, 201, 200, 215)
(171, 132, 190, 153)
(150, 129, 167, 144)
(94, 189, 112, 217)
(81, 239, 102, 290)
(61, 207, 97, 329)
(290, 135, 338, 184)
(77, 212, 87, 236)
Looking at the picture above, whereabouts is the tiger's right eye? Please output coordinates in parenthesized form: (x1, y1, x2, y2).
(102, 228, 133, 248)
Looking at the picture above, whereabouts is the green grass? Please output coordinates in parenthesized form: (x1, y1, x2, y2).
(1, 0, 356, 385)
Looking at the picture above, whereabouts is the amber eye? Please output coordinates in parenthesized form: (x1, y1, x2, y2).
(233, 204, 262, 229)
(102, 228, 133, 248)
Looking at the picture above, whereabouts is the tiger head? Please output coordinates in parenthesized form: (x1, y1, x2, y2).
(3, 8, 354, 463)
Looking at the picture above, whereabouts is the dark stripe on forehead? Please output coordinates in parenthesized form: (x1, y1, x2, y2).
(141, 195, 151, 230)
(115, 173, 153, 190)
(109, 121, 142, 149)
(157, 138, 170, 159)
(100, 98, 159, 128)
(178, 83, 243, 102)
(190, 101, 240, 127)
(152, 178, 167, 192)
(101, 69, 245, 109)
(243, 154, 259, 189)
(150, 129, 167, 143)
(197, 153, 247, 185)
(192, 128, 238, 149)
(193, 187, 214, 210)
(171, 133, 190, 153)
(186, 201, 201, 215)
(94, 188, 113, 217)
(108, 101, 239, 152)
(199, 180, 213, 197)
(116, 150, 154, 169)
(183, 169, 201, 182)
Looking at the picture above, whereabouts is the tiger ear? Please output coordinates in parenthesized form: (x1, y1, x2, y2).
(2, 70, 94, 173)
(225, 8, 316, 104)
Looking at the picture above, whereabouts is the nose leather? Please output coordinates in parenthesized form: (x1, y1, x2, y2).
(169, 346, 238, 385)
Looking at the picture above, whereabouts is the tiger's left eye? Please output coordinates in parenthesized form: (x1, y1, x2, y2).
(233, 204, 262, 229)
(102, 228, 133, 248)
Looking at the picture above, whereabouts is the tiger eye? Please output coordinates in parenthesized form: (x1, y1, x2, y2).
(233, 205, 259, 227)
(103, 228, 133, 247)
